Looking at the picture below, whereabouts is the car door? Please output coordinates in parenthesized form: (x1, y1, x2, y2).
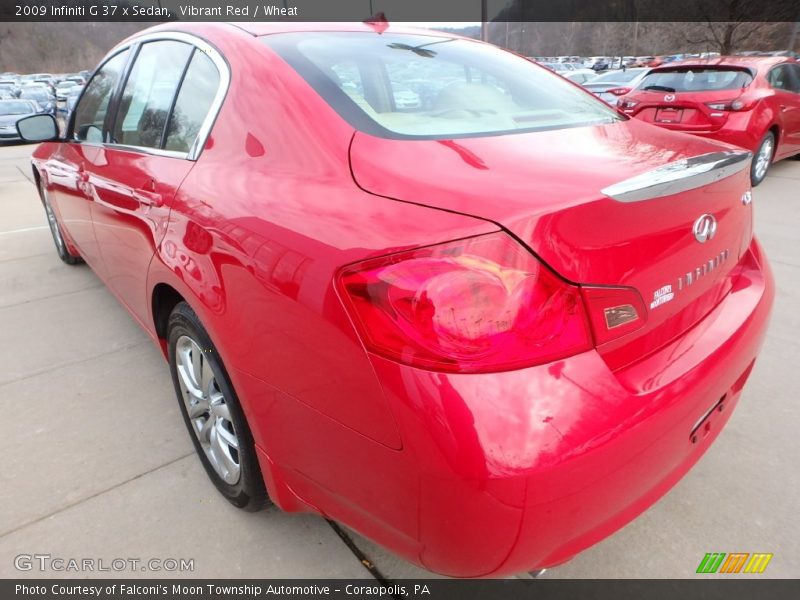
(85, 39, 203, 326)
(768, 63, 800, 157)
(45, 49, 131, 272)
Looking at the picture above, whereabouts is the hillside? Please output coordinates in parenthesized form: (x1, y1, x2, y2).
(0, 23, 148, 74)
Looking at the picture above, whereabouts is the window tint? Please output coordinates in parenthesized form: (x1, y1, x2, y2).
(637, 68, 753, 93)
(164, 50, 220, 153)
(263, 32, 620, 139)
(73, 50, 130, 143)
(770, 64, 800, 93)
(112, 41, 193, 149)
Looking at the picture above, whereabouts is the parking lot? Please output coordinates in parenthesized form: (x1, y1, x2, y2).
(0, 142, 798, 579)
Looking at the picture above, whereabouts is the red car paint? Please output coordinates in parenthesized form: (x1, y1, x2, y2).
(619, 56, 800, 160)
(31, 23, 774, 577)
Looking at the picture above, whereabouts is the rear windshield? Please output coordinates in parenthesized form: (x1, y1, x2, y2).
(0, 101, 33, 115)
(637, 67, 753, 93)
(262, 32, 621, 139)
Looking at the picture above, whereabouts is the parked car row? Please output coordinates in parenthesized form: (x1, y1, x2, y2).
(532, 53, 722, 72)
(0, 69, 89, 140)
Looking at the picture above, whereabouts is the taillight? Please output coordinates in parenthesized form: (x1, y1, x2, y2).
(617, 98, 638, 109)
(607, 87, 632, 96)
(705, 97, 754, 111)
(581, 286, 647, 346)
(337, 232, 592, 373)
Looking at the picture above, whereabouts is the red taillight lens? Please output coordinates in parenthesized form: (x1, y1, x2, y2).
(705, 97, 754, 111)
(607, 87, 632, 96)
(617, 98, 638, 109)
(337, 232, 592, 373)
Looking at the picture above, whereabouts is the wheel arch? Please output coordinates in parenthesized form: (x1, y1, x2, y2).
(151, 282, 187, 344)
(31, 164, 42, 199)
(768, 123, 780, 154)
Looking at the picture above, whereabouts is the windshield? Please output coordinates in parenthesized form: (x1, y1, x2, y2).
(0, 101, 33, 115)
(20, 89, 48, 101)
(637, 67, 753, 93)
(262, 32, 621, 139)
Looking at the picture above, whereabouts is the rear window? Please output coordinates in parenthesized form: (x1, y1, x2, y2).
(262, 32, 620, 139)
(0, 101, 33, 114)
(637, 67, 753, 93)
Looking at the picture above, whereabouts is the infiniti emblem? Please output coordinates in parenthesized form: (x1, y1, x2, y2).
(664, 94, 676, 102)
(693, 214, 717, 243)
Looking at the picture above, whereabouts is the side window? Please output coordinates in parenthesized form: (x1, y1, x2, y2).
(786, 64, 800, 94)
(112, 41, 193, 149)
(72, 50, 130, 143)
(164, 50, 221, 153)
(768, 65, 790, 91)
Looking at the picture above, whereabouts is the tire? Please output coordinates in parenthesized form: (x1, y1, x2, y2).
(167, 302, 269, 511)
(750, 132, 775, 186)
(40, 181, 81, 265)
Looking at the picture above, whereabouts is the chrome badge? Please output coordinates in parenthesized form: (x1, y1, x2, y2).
(693, 214, 717, 243)
(742, 190, 752, 205)
(664, 94, 676, 102)
(651, 249, 731, 309)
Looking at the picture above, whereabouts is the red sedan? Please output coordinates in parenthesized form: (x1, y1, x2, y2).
(617, 57, 800, 185)
(16, 23, 773, 577)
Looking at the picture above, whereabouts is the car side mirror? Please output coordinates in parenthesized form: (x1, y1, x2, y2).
(16, 114, 58, 142)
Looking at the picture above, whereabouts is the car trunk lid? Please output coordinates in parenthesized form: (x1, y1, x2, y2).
(349, 119, 754, 369)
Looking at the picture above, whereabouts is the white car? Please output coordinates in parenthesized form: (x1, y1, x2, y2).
(563, 69, 598, 85)
(393, 87, 421, 110)
(581, 68, 651, 104)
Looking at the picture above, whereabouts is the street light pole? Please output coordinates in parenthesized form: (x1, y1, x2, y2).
(789, 20, 799, 52)
(481, 0, 488, 42)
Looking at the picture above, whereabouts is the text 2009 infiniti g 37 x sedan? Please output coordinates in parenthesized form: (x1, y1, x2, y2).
(17, 23, 773, 577)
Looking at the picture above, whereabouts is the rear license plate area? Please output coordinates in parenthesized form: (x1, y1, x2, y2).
(655, 108, 683, 123)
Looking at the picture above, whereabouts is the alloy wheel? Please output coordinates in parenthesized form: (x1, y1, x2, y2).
(754, 137, 773, 182)
(175, 335, 241, 484)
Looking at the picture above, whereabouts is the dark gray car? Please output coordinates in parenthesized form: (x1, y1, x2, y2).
(0, 99, 40, 142)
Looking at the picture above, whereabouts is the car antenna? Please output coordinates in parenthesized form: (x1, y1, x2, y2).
(364, 12, 389, 34)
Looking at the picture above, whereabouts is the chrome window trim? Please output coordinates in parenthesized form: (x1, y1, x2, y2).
(96, 31, 230, 161)
(601, 150, 752, 203)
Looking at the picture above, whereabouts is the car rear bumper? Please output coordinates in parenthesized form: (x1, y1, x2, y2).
(245, 237, 773, 578)
(634, 111, 760, 153)
(365, 237, 773, 577)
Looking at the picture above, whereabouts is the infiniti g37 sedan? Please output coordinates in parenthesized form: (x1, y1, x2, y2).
(18, 23, 774, 577)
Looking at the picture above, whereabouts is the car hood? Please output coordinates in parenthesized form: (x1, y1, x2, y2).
(349, 118, 754, 365)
